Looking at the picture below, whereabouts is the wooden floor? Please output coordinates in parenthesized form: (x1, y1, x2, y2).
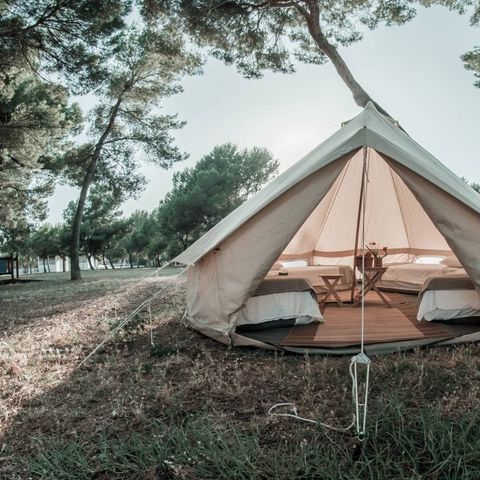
(239, 290, 480, 353)
(279, 291, 453, 348)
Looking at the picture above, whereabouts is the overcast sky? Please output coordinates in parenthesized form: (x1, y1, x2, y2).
(47, 6, 480, 224)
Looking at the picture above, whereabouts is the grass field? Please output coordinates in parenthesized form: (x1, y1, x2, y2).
(1, 268, 480, 479)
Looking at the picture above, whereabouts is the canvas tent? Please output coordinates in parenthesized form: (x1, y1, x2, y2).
(172, 102, 480, 350)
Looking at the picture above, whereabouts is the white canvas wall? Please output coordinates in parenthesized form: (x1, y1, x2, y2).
(281, 149, 451, 265)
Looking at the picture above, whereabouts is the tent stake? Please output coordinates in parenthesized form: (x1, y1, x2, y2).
(350, 352, 371, 440)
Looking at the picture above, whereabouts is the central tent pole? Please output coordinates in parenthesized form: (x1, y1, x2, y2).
(350, 145, 371, 441)
(350, 147, 368, 303)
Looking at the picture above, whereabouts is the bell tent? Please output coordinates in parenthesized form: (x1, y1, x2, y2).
(172, 102, 480, 353)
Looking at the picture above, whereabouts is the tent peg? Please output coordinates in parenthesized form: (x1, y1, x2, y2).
(350, 352, 371, 441)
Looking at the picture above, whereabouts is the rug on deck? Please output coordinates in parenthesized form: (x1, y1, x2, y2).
(320, 289, 410, 307)
(280, 305, 452, 348)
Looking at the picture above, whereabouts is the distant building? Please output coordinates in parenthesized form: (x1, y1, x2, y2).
(21, 255, 96, 274)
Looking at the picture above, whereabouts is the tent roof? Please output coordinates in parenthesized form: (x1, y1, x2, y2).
(173, 102, 480, 266)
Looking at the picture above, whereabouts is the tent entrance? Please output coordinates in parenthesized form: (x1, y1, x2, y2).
(236, 147, 480, 354)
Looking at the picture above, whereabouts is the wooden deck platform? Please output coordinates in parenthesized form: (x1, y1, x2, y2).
(280, 292, 452, 348)
(238, 291, 476, 353)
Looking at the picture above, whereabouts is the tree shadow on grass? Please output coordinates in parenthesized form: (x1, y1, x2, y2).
(3, 279, 480, 478)
(0, 306, 277, 478)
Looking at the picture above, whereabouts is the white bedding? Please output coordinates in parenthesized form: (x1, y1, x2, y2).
(417, 289, 480, 321)
(236, 291, 323, 327)
(379, 264, 463, 291)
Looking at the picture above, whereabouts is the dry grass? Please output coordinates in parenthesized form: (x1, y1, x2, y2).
(1, 269, 480, 479)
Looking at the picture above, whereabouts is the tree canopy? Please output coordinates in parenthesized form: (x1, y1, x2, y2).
(12, 143, 278, 269)
(0, 0, 132, 90)
(143, 0, 477, 110)
(157, 143, 279, 257)
(0, 0, 126, 242)
(463, 46, 480, 88)
(60, 26, 200, 279)
(1, 0, 479, 278)
(0, 68, 81, 231)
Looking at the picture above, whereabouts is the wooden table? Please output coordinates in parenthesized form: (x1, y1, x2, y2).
(318, 274, 345, 307)
(353, 266, 391, 308)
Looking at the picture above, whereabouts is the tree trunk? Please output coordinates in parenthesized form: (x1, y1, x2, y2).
(62, 255, 66, 272)
(296, 1, 394, 120)
(313, 37, 370, 107)
(70, 167, 94, 280)
(296, 2, 369, 108)
(42, 256, 46, 273)
(108, 256, 115, 269)
(47, 257, 50, 272)
(70, 94, 125, 280)
(128, 253, 133, 268)
(87, 254, 94, 270)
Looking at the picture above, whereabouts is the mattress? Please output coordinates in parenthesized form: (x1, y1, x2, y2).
(267, 265, 353, 289)
(236, 291, 323, 328)
(377, 263, 463, 292)
(253, 277, 314, 296)
(417, 289, 480, 321)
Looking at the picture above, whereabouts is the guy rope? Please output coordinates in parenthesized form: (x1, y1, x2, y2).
(76, 263, 188, 369)
(269, 147, 373, 442)
(349, 145, 372, 441)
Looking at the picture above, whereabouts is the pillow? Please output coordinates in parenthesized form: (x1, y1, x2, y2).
(440, 255, 462, 268)
(271, 262, 283, 270)
(414, 256, 444, 265)
(281, 259, 309, 268)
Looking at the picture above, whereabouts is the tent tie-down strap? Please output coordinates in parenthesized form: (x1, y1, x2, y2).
(76, 264, 189, 369)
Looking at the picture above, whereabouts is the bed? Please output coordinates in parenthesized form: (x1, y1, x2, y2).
(417, 274, 480, 321)
(235, 278, 323, 331)
(267, 264, 354, 291)
(377, 263, 464, 293)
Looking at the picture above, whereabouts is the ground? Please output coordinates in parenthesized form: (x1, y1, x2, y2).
(1, 269, 480, 479)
